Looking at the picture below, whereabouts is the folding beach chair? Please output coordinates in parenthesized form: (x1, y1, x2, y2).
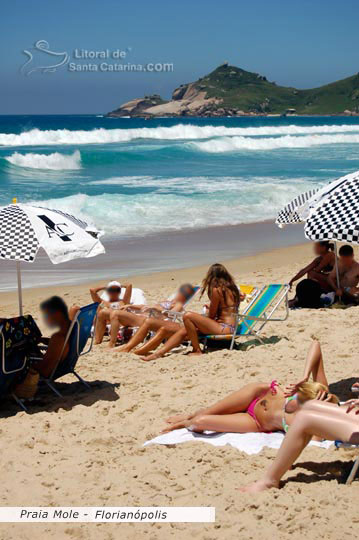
(202, 284, 290, 350)
(41, 302, 99, 397)
(0, 315, 42, 411)
(162, 285, 201, 322)
(334, 441, 359, 485)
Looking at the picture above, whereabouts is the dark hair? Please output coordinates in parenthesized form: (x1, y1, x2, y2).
(201, 263, 240, 305)
(40, 296, 69, 320)
(295, 279, 322, 309)
(339, 245, 354, 257)
(179, 283, 195, 301)
(318, 241, 334, 252)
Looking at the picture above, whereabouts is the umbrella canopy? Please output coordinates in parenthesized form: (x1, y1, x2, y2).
(0, 203, 105, 314)
(305, 171, 359, 243)
(0, 203, 104, 264)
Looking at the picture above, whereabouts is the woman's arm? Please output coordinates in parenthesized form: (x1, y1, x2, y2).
(207, 287, 221, 320)
(122, 283, 133, 305)
(90, 286, 105, 304)
(289, 259, 319, 288)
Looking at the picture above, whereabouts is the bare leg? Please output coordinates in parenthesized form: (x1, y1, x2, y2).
(69, 305, 80, 321)
(95, 309, 110, 344)
(306, 340, 329, 386)
(140, 326, 188, 361)
(162, 412, 259, 434)
(134, 327, 172, 355)
(118, 318, 181, 353)
(108, 311, 120, 348)
(183, 312, 231, 356)
(166, 382, 269, 424)
(241, 401, 359, 493)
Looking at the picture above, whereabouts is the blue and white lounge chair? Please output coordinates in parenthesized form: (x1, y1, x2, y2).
(42, 302, 99, 397)
(334, 441, 359, 485)
(202, 284, 290, 350)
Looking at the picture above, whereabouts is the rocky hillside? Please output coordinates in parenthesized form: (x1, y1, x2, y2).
(106, 63, 359, 117)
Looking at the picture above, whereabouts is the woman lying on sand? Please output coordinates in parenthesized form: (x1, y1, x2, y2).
(112, 283, 195, 350)
(118, 263, 242, 359)
(289, 241, 335, 293)
(161, 340, 338, 434)
(241, 398, 359, 493)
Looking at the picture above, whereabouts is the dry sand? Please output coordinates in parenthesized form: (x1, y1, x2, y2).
(1, 242, 359, 540)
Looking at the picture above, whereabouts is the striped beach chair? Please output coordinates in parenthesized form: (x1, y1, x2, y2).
(202, 284, 290, 350)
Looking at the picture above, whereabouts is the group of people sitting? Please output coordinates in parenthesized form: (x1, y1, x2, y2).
(90, 263, 244, 360)
(289, 241, 359, 308)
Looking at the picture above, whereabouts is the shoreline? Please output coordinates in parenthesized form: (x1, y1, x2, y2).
(0, 240, 311, 313)
(0, 220, 305, 293)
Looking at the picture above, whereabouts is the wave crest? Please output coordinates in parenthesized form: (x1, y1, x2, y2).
(5, 150, 81, 170)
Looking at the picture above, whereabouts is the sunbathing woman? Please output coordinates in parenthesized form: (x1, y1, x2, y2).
(289, 241, 335, 292)
(241, 398, 359, 493)
(117, 263, 242, 359)
(112, 284, 195, 350)
(162, 340, 338, 434)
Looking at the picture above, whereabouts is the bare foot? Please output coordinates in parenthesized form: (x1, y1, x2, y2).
(140, 352, 162, 361)
(187, 350, 203, 356)
(116, 344, 132, 353)
(239, 479, 279, 493)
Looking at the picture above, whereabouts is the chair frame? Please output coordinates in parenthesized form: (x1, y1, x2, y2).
(40, 306, 98, 398)
(203, 284, 290, 351)
(335, 441, 359, 485)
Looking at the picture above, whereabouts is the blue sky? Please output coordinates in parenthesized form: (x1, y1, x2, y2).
(2, 0, 359, 114)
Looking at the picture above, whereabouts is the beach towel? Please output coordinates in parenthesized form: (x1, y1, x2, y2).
(144, 428, 333, 455)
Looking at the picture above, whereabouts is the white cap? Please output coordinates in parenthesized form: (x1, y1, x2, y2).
(107, 280, 121, 289)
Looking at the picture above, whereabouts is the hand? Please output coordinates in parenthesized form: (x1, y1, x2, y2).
(336, 288, 343, 297)
(285, 378, 308, 397)
(288, 281, 293, 291)
(315, 390, 335, 401)
(344, 399, 359, 414)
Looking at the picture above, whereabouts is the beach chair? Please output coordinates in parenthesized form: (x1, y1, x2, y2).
(0, 315, 42, 411)
(161, 285, 201, 322)
(334, 441, 359, 485)
(41, 302, 99, 397)
(202, 284, 290, 350)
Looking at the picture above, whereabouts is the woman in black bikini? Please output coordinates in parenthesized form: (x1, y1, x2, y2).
(289, 241, 335, 292)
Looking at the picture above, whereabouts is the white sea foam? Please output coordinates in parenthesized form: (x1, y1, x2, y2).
(1, 124, 359, 147)
(194, 133, 359, 152)
(35, 176, 321, 236)
(5, 150, 81, 169)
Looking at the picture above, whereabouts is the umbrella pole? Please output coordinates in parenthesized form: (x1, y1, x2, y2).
(16, 261, 23, 316)
(334, 241, 340, 289)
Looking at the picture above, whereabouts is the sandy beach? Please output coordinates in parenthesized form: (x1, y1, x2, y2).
(1, 242, 359, 540)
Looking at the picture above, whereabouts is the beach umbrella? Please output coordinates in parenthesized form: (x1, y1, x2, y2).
(276, 171, 359, 287)
(0, 201, 105, 315)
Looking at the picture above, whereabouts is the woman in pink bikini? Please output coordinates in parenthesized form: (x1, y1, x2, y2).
(162, 340, 338, 435)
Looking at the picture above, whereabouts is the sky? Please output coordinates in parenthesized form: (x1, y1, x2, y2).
(1, 0, 359, 114)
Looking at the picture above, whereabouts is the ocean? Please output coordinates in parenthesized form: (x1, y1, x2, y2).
(1, 115, 359, 289)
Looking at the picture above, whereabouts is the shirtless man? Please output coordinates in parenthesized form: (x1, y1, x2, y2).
(327, 245, 359, 304)
(90, 281, 132, 346)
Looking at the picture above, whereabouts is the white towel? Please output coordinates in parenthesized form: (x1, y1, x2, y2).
(144, 428, 333, 455)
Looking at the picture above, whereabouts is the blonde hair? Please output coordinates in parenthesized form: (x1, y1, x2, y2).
(297, 381, 339, 404)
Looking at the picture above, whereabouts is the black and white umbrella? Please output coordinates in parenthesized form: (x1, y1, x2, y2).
(276, 170, 359, 287)
(0, 202, 105, 314)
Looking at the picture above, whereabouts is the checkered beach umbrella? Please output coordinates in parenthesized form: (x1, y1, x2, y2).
(0, 202, 105, 314)
(304, 171, 359, 242)
(275, 187, 320, 227)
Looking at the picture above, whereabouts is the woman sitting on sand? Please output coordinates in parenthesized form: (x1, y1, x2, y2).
(118, 263, 242, 360)
(161, 340, 338, 435)
(111, 283, 196, 350)
(289, 241, 335, 292)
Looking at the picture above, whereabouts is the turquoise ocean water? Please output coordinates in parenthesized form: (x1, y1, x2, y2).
(1, 115, 359, 240)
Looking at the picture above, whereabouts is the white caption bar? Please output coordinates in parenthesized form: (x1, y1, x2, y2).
(0, 507, 215, 523)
